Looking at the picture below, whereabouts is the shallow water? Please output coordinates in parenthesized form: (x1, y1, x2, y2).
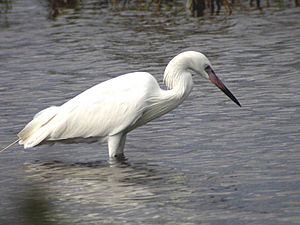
(0, 1, 300, 224)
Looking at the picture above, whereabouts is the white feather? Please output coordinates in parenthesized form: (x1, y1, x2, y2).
(15, 51, 240, 158)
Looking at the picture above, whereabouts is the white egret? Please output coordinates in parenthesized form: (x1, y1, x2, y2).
(2, 51, 241, 158)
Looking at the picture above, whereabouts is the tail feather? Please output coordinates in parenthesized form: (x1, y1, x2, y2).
(18, 106, 59, 148)
(0, 139, 19, 153)
(20, 126, 53, 148)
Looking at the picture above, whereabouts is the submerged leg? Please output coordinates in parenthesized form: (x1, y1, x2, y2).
(108, 133, 127, 158)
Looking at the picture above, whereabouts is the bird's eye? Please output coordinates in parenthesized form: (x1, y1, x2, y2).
(205, 65, 211, 72)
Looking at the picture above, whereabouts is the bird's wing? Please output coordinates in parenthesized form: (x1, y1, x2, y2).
(48, 73, 159, 140)
(50, 88, 146, 140)
(18, 72, 162, 148)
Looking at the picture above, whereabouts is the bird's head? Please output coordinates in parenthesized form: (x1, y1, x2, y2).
(185, 51, 241, 107)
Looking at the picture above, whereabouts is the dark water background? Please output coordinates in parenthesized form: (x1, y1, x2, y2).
(0, 0, 299, 224)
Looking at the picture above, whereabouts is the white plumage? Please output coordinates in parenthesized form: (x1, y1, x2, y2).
(16, 51, 241, 158)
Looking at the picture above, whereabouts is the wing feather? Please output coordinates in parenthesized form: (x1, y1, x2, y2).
(19, 72, 161, 147)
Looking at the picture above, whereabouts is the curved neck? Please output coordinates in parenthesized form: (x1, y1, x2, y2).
(163, 60, 193, 100)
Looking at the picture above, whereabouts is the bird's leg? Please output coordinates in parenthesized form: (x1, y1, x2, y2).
(108, 133, 127, 158)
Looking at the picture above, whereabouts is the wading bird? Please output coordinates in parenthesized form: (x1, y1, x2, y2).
(2, 51, 241, 158)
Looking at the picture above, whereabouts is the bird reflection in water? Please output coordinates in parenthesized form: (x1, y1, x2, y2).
(22, 158, 189, 223)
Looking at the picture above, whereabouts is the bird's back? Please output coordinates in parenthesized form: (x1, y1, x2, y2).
(18, 72, 162, 148)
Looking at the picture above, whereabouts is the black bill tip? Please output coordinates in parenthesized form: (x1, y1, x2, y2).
(219, 85, 241, 107)
(206, 67, 241, 107)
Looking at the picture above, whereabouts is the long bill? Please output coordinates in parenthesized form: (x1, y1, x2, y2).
(206, 66, 241, 107)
